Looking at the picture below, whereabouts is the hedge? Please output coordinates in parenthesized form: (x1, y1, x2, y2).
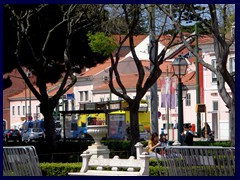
(40, 157, 234, 176)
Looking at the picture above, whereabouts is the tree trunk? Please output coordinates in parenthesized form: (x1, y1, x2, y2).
(129, 105, 140, 156)
(40, 103, 56, 153)
(229, 100, 235, 147)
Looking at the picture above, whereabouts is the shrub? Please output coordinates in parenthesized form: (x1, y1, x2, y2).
(40, 162, 81, 176)
(40, 162, 161, 176)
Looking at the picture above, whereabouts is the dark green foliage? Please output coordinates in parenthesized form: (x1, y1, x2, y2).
(87, 32, 118, 56)
(164, 24, 210, 35)
(40, 162, 81, 176)
(140, 140, 148, 147)
(149, 158, 158, 167)
(4, 4, 109, 82)
(3, 76, 12, 90)
(39, 160, 159, 176)
(149, 165, 159, 176)
(103, 140, 131, 151)
(193, 141, 232, 147)
(39, 158, 234, 176)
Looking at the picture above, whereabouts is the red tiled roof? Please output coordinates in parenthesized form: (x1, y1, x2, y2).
(112, 35, 147, 46)
(80, 59, 112, 77)
(94, 73, 155, 91)
(182, 72, 196, 85)
(80, 57, 131, 77)
(198, 35, 214, 44)
(165, 35, 213, 59)
(94, 69, 196, 92)
(79, 34, 214, 92)
(9, 82, 74, 99)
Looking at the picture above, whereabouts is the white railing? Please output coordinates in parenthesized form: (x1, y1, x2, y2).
(3, 146, 42, 176)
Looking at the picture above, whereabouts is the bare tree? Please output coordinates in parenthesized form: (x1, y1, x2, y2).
(106, 4, 179, 155)
(159, 4, 235, 146)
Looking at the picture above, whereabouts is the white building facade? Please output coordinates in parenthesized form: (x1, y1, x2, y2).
(201, 49, 235, 140)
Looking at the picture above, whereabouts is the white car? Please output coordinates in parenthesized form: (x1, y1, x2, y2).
(22, 128, 45, 142)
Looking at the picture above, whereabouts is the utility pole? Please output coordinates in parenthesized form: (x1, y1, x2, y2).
(195, 23, 201, 136)
(166, 67, 170, 137)
(26, 70, 32, 120)
(25, 81, 27, 121)
(29, 85, 31, 118)
(149, 5, 159, 134)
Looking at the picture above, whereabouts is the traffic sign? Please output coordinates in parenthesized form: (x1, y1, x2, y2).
(66, 93, 75, 100)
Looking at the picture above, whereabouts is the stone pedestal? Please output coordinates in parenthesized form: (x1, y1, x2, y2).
(86, 125, 110, 158)
(172, 140, 181, 146)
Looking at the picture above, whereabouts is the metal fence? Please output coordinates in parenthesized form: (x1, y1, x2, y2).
(155, 146, 235, 176)
(3, 146, 42, 176)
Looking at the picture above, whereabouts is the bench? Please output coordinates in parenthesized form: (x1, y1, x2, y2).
(68, 148, 151, 176)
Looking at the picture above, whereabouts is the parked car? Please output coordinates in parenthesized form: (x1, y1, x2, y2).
(3, 129, 22, 143)
(22, 128, 45, 142)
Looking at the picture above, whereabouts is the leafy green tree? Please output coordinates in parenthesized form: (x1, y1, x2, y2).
(87, 32, 118, 56)
(4, 4, 109, 152)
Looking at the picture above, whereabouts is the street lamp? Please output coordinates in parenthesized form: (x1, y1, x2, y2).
(172, 55, 188, 143)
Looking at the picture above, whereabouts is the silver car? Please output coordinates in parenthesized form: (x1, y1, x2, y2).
(22, 128, 45, 142)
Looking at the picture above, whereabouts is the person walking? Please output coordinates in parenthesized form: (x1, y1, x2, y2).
(181, 124, 198, 146)
(201, 122, 211, 138)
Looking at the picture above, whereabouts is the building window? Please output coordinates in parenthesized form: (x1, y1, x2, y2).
(229, 57, 235, 74)
(23, 106, 25, 115)
(100, 97, 104, 102)
(213, 101, 218, 111)
(79, 91, 89, 101)
(28, 106, 30, 115)
(212, 59, 217, 82)
(185, 93, 191, 106)
(18, 106, 20, 116)
(12, 106, 15, 115)
(64, 100, 68, 111)
(35, 105, 40, 119)
(85, 91, 89, 101)
(36, 105, 40, 114)
(79, 91, 83, 101)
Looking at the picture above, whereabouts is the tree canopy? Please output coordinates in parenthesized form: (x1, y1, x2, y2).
(3, 4, 111, 151)
(4, 4, 109, 83)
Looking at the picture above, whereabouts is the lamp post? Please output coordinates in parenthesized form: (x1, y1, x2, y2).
(172, 55, 188, 143)
(26, 71, 32, 120)
(176, 84, 188, 99)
